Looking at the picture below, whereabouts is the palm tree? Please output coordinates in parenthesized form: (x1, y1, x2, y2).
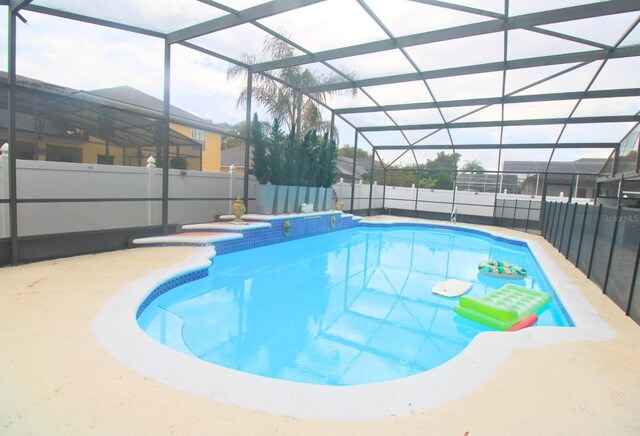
(227, 33, 356, 141)
(461, 159, 486, 173)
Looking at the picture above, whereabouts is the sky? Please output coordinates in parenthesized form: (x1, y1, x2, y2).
(1, 0, 640, 170)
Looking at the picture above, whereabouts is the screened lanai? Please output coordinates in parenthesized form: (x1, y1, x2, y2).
(2, 0, 640, 268)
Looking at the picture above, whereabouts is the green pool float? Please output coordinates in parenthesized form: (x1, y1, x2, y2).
(454, 284, 551, 330)
(478, 259, 527, 279)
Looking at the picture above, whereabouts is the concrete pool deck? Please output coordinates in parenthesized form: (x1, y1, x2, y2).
(1, 216, 640, 434)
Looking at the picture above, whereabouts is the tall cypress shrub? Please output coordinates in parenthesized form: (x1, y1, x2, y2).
(251, 113, 270, 184)
(268, 118, 286, 185)
(298, 130, 317, 186)
(319, 133, 338, 188)
(284, 126, 299, 185)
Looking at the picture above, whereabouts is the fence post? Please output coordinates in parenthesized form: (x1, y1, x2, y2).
(382, 171, 387, 212)
(587, 204, 603, 279)
(625, 233, 640, 316)
(565, 202, 578, 260)
(542, 201, 551, 239)
(0, 143, 8, 238)
(512, 199, 518, 229)
(524, 199, 532, 233)
(228, 164, 235, 214)
(558, 201, 570, 253)
(553, 201, 566, 248)
(548, 201, 557, 242)
(603, 204, 622, 294)
(146, 156, 156, 226)
(546, 202, 557, 241)
(575, 203, 589, 268)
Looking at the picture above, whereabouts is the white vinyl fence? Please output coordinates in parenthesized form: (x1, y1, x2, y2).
(0, 157, 250, 237)
(0, 154, 593, 238)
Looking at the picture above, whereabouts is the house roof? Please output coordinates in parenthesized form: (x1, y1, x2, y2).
(0, 74, 202, 149)
(87, 86, 211, 125)
(336, 156, 367, 180)
(221, 146, 250, 167)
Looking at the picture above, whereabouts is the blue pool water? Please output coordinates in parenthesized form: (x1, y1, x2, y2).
(138, 225, 572, 386)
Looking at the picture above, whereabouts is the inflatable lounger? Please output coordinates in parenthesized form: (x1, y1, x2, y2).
(478, 259, 527, 279)
(454, 284, 551, 330)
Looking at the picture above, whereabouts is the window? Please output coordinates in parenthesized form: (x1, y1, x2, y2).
(192, 129, 206, 150)
(46, 144, 82, 163)
(97, 154, 115, 165)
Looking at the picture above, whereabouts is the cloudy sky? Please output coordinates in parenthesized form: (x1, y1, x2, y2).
(2, 0, 639, 170)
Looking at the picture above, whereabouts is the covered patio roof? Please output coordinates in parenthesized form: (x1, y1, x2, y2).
(3, 1, 639, 167)
(3, 0, 640, 264)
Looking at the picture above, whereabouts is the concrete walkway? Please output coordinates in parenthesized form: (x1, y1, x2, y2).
(1, 218, 639, 435)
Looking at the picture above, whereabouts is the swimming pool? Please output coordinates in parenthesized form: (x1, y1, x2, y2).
(137, 224, 572, 386)
(94, 219, 614, 419)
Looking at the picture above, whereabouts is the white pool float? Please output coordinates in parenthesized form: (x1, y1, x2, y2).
(432, 279, 473, 297)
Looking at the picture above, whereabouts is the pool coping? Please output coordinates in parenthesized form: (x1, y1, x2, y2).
(92, 220, 615, 421)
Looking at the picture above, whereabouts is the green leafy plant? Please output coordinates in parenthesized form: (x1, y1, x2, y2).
(252, 114, 338, 188)
(169, 157, 188, 170)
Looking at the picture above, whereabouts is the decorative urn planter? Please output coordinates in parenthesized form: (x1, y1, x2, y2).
(231, 197, 247, 224)
(273, 185, 287, 214)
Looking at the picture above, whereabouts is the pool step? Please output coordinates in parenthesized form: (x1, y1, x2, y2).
(131, 232, 243, 247)
(132, 211, 361, 249)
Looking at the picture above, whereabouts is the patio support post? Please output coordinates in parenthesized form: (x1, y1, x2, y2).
(617, 177, 624, 206)
(243, 72, 252, 209)
(33, 94, 38, 158)
(493, 148, 502, 225)
(414, 169, 420, 217)
(329, 111, 335, 145)
(368, 149, 375, 216)
(540, 173, 549, 236)
(382, 168, 387, 212)
(568, 174, 575, 203)
(636, 134, 640, 172)
(350, 131, 359, 213)
(161, 39, 171, 235)
(8, 9, 19, 265)
(296, 89, 303, 141)
(451, 146, 458, 218)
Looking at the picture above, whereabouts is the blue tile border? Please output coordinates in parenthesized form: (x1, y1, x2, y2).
(136, 214, 359, 318)
(360, 221, 529, 248)
(214, 213, 359, 255)
(136, 269, 208, 319)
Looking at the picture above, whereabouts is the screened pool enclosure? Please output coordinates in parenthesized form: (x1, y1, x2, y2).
(2, 0, 639, 288)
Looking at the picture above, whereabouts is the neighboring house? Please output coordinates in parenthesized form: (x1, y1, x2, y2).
(220, 145, 250, 175)
(336, 156, 383, 183)
(502, 158, 607, 198)
(0, 73, 224, 172)
(455, 173, 520, 194)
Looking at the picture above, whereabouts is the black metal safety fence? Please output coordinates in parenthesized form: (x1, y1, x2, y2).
(494, 198, 542, 234)
(542, 201, 640, 325)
